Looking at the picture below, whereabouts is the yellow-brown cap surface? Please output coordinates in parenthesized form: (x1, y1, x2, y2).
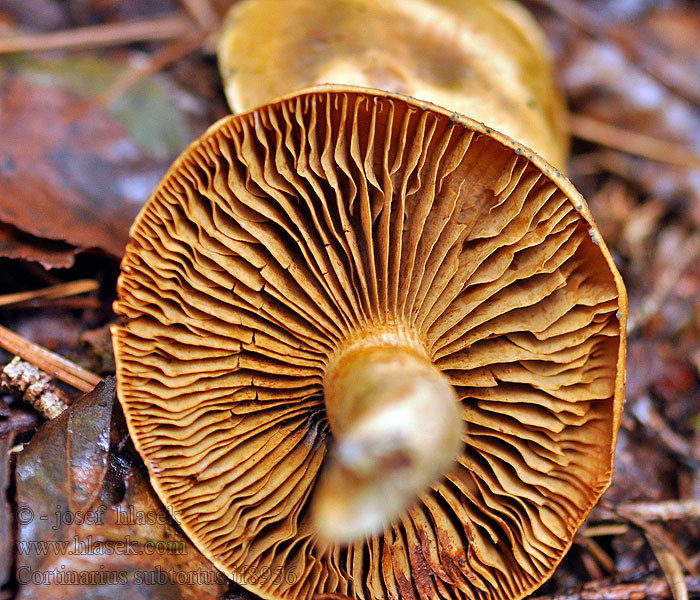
(218, 0, 569, 170)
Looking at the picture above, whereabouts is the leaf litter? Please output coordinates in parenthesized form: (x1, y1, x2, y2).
(1, 0, 700, 598)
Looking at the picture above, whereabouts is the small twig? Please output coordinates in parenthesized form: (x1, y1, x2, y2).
(179, 0, 219, 29)
(102, 31, 207, 105)
(529, 575, 700, 600)
(577, 542, 605, 580)
(577, 536, 616, 574)
(592, 500, 700, 523)
(569, 114, 700, 168)
(646, 534, 689, 600)
(0, 324, 101, 392)
(10, 297, 102, 311)
(1, 357, 69, 419)
(601, 501, 696, 575)
(0, 279, 98, 309)
(0, 14, 194, 55)
(582, 523, 630, 537)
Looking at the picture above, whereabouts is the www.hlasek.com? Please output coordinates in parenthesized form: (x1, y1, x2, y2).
(16, 536, 186, 557)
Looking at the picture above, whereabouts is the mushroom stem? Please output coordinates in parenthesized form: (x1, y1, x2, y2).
(313, 333, 463, 543)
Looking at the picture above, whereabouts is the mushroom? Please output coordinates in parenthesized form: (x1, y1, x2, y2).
(113, 2, 627, 600)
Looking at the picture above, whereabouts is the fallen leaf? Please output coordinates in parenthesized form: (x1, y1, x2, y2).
(14, 55, 199, 160)
(0, 223, 78, 270)
(14, 377, 228, 600)
(0, 50, 207, 268)
(0, 405, 42, 439)
(0, 75, 147, 259)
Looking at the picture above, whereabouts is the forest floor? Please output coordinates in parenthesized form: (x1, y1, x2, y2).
(0, 0, 699, 598)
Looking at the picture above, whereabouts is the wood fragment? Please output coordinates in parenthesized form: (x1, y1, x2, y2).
(0, 356, 69, 419)
(0, 14, 194, 55)
(646, 534, 689, 600)
(0, 324, 101, 392)
(592, 500, 700, 523)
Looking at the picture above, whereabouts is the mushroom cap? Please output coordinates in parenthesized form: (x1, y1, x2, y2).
(113, 87, 627, 600)
(218, 0, 569, 170)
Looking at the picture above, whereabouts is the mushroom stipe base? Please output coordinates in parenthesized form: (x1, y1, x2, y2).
(316, 330, 463, 543)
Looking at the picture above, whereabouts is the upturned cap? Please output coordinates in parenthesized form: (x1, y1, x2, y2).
(113, 87, 627, 600)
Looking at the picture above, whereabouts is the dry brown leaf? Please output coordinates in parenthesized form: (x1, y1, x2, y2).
(0, 223, 78, 269)
(14, 377, 228, 600)
(0, 74, 157, 264)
